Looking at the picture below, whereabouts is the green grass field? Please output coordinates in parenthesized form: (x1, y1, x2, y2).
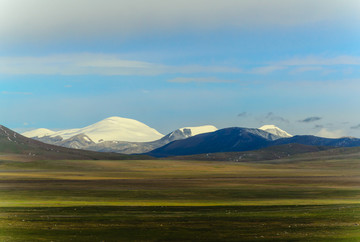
(0, 152, 359, 241)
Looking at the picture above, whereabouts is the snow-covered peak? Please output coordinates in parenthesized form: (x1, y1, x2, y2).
(23, 116, 164, 143)
(179, 125, 218, 137)
(22, 128, 56, 138)
(165, 125, 218, 142)
(258, 125, 292, 138)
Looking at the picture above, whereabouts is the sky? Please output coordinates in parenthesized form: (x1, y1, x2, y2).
(1, 0, 360, 138)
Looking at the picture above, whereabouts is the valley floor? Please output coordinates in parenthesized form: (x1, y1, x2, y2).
(0, 154, 359, 241)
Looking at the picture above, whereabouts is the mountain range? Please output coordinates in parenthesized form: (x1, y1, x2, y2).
(22, 117, 218, 154)
(20, 116, 360, 157)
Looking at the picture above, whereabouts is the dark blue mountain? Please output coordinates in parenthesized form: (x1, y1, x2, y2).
(147, 127, 360, 157)
(147, 127, 279, 157)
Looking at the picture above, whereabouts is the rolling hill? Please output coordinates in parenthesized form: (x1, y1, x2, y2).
(170, 143, 334, 162)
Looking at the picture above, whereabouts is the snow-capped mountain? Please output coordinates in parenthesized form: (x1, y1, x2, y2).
(23, 116, 164, 143)
(259, 125, 292, 138)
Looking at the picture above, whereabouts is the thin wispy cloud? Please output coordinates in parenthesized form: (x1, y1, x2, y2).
(168, 77, 235, 83)
(1, 91, 32, 95)
(313, 124, 324, 129)
(273, 79, 360, 93)
(290, 66, 327, 74)
(237, 112, 248, 118)
(277, 55, 360, 66)
(299, 117, 322, 123)
(264, 112, 289, 123)
(249, 55, 360, 75)
(1, 53, 359, 77)
(350, 124, 360, 129)
(250, 65, 285, 74)
(0, 54, 241, 76)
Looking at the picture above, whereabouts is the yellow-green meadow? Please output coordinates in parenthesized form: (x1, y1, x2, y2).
(0, 152, 359, 241)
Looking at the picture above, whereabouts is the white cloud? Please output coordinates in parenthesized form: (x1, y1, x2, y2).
(1, 0, 359, 43)
(316, 128, 345, 138)
(0, 53, 241, 76)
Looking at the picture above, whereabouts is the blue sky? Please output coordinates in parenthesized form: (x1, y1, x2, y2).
(1, 0, 360, 137)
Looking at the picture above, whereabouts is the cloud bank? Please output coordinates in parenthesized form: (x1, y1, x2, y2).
(1, 0, 359, 43)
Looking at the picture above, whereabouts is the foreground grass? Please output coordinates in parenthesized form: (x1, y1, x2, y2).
(0, 155, 359, 241)
(1, 205, 360, 241)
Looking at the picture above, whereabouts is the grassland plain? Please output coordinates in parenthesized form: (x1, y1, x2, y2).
(0, 151, 360, 241)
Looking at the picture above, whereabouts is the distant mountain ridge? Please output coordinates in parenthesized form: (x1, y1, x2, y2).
(148, 127, 360, 157)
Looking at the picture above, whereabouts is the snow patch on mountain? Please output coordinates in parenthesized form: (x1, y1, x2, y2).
(259, 125, 292, 138)
(178, 125, 218, 137)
